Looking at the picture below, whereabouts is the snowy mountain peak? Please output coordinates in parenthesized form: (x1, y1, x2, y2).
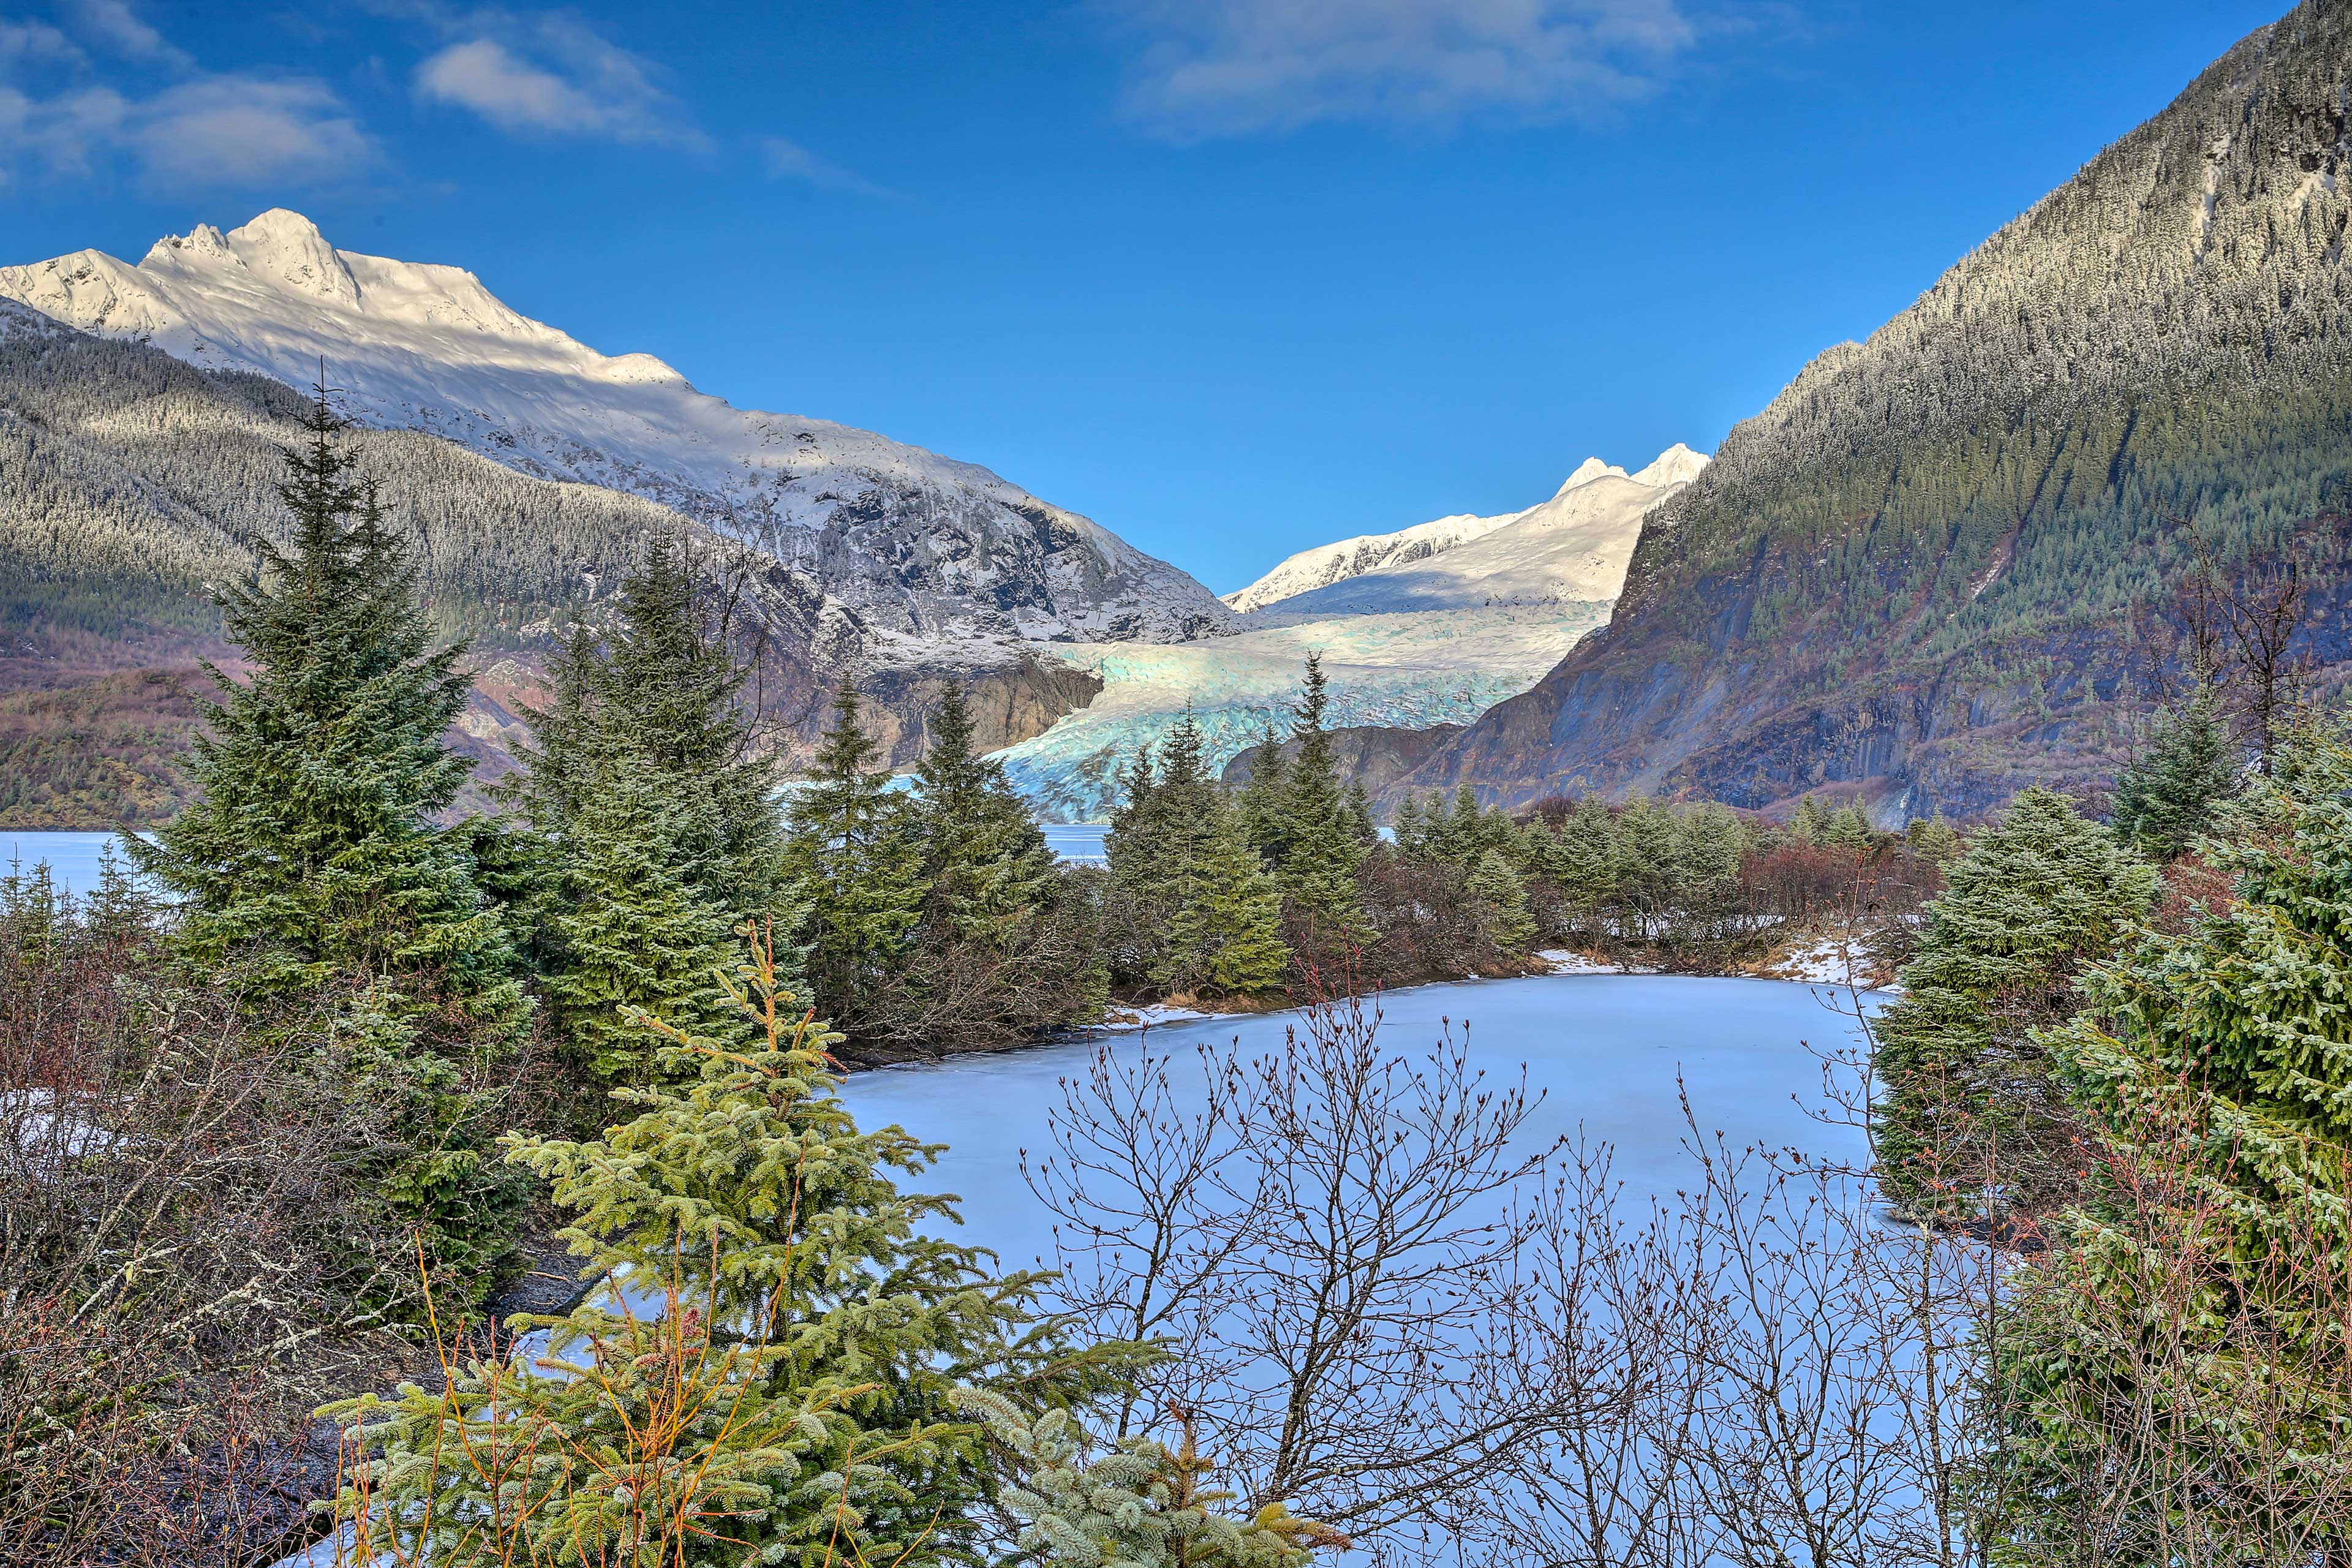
(225, 209, 359, 304)
(1556, 456, 1629, 494)
(1226, 444, 1709, 616)
(1, 210, 1237, 648)
(1630, 442, 1708, 489)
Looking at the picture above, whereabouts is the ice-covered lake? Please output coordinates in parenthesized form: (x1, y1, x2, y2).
(845, 972, 1878, 1274)
(1, 824, 1115, 893)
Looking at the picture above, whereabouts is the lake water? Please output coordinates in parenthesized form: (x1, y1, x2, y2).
(3, 825, 1116, 895)
(2, 830, 139, 897)
(843, 973, 1879, 1276)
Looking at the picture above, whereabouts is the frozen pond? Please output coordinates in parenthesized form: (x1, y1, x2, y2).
(2, 830, 138, 896)
(843, 972, 1882, 1275)
(2, 826, 1113, 894)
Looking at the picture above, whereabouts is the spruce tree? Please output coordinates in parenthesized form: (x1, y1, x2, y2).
(913, 683, 1056, 945)
(542, 766, 747, 1088)
(1467, 850, 1537, 954)
(1872, 788, 2158, 1217)
(956, 1394, 1345, 1567)
(1267, 655, 1364, 933)
(1995, 726, 2352, 1559)
(1155, 807, 1291, 999)
(2108, 682, 2238, 859)
(332, 930, 1138, 1567)
(1235, 710, 1291, 865)
(129, 391, 526, 1301)
(508, 535, 782, 922)
(785, 686, 928, 1019)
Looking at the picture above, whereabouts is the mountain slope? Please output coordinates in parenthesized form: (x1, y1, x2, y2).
(1254, 445, 1704, 616)
(0, 210, 1236, 649)
(0, 298, 1095, 825)
(1391, 2, 2352, 819)
(1226, 446, 1703, 612)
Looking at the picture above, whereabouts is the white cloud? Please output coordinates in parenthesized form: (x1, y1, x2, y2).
(755, 134, 890, 197)
(65, 0, 195, 70)
(130, 78, 375, 188)
(0, 8, 375, 195)
(413, 13, 699, 145)
(1110, 0, 1702, 138)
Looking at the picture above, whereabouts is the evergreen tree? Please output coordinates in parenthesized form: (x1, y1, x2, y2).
(331, 930, 1139, 1567)
(957, 1393, 1345, 1567)
(1264, 657, 1365, 933)
(1467, 850, 1537, 954)
(507, 535, 782, 921)
(784, 686, 928, 1017)
(1154, 808, 1290, 999)
(1235, 710, 1291, 865)
(1872, 788, 2158, 1217)
(913, 683, 1056, 945)
(2108, 682, 2239, 859)
(541, 766, 747, 1088)
(1994, 726, 2352, 1560)
(1905, 810, 1962, 864)
(1789, 794, 1834, 845)
(129, 392, 526, 1302)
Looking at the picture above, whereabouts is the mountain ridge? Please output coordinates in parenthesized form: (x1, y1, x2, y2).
(0, 209, 1237, 652)
(1384, 0, 2352, 820)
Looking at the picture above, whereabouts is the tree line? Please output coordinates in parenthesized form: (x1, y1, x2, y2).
(9, 398, 2352, 1566)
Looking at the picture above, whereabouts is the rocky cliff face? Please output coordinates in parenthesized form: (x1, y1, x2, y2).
(1223, 723, 1466, 798)
(1389, 1, 2352, 820)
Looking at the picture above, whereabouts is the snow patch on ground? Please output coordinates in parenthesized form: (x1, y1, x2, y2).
(1102, 1002, 1248, 1030)
(1751, 935, 1892, 989)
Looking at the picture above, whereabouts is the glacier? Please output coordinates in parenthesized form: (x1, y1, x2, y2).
(997, 447, 1706, 820)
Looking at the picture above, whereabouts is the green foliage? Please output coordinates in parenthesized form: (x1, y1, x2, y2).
(956, 1392, 1346, 1567)
(126, 395, 527, 1306)
(1872, 788, 2158, 1216)
(2108, 684, 2239, 861)
(1261, 656, 1365, 933)
(784, 686, 929, 1020)
(914, 683, 1058, 946)
(1466, 850, 1536, 954)
(331, 930, 1141, 1566)
(1992, 725, 2352, 1561)
(540, 766, 749, 1087)
(1153, 808, 1291, 1000)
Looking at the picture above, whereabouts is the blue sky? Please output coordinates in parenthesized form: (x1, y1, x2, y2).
(0, 0, 2290, 592)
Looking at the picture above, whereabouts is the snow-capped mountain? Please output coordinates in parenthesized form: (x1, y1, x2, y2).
(0, 209, 1236, 649)
(1227, 445, 1704, 616)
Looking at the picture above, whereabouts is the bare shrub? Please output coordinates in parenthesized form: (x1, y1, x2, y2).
(0, 863, 411, 1567)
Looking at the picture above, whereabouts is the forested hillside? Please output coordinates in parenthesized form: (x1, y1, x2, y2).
(1393, 0, 2352, 818)
(0, 301, 1096, 825)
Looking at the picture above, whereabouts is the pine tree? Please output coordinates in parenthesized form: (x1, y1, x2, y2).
(1790, 794, 1833, 845)
(1155, 807, 1290, 999)
(956, 1393, 1346, 1567)
(330, 930, 1139, 1567)
(1267, 655, 1365, 933)
(1467, 850, 1537, 954)
(1994, 726, 2352, 1559)
(1905, 811, 1962, 864)
(1235, 710, 1291, 865)
(2109, 682, 2238, 859)
(898, 683, 1106, 1044)
(542, 766, 748, 1088)
(1872, 788, 2158, 1217)
(913, 683, 1056, 946)
(129, 391, 526, 1302)
(507, 535, 782, 922)
(785, 686, 928, 1019)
